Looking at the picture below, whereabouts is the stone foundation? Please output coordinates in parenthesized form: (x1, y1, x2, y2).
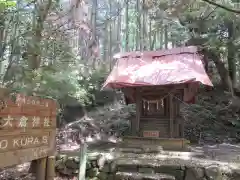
(55, 149, 240, 180)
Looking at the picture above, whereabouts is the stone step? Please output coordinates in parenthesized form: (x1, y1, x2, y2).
(115, 172, 176, 180)
(117, 144, 163, 153)
(112, 157, 185, 180)
(115, 163, 184, 180)
(114, 148, 205, 158)
(114, 151, 205, 162)
(122, 136, 190, 151)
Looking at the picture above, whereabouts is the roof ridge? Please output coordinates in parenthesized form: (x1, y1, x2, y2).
(113, 46, 198, 59)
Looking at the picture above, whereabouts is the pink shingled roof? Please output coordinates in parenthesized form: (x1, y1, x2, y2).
(102, 46, 213, 89)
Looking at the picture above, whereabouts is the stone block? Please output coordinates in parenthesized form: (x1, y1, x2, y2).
(97, 155, 107, 169)
(97, 172, 108, 180)
(185, 167, 205, 180)
(86, 161, 92, 170)
(115, 172, 176, 180)
(87, 168, 99, 178)
(56, 154, 68, 161)
(55, 159, 65, 170)
(89, 177, 100, 180)
(88, 152, 102, 161)
(101, 163, 111, 173)
(156, 165, 182, 171)
(228, 171, 240, 180)
(59, 167, 75, 176)
(138, 167, 155, 174)
(118, 147, 143, 153)
(91, 160, 98, 168)
(65, 158, 79, 169)
(74, 156, 80, 163)
(142, 145, 163, 153)
(205, 166, 222, 180)
(107, 174, 115, 180)
(101, 162, 117, 173)
(117, 164, 138, 172)
(155, 165, 184, 180)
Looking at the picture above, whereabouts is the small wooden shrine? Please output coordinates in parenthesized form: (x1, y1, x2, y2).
(122, 84, 186, 139)
(102, 46, 213, 149)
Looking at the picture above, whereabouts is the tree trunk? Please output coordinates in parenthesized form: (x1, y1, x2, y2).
(149, 18, 152, 50)
(103, 22, 108, 67)
(136, 0, 140, 50)
(29, 0, 53, 173)
(150, 31, 156, 50)
(108, 0, 112, 70)
(116, 4, 122, 52)
(159, 24, 163, 49)
(125, 0, 129, 51)
(91, 0, 97, 68)
(29, 0, 52, 70)
(164, 25, 168, 49)
(91, 0, 97, 39)
(227, 21, 236, 88)
(201, 48, 234, 95)
(142, 0, 147, 50)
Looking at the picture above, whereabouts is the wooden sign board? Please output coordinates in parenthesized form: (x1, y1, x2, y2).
(0, 93, 57, 168)
(143, 131, 159, 138)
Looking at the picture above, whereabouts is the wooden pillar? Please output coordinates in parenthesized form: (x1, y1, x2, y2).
(174, 99, 179, 138)
(35, 158, 47, 180)
(46, 156, 55, 180)
(181, 118, 184, 138)
(180, 90, 185, 138)
(29, 160, 37, 174)
(45, 130, 56, 180)
(135, 89, 141, 136)
(169, 94, 173, 138)
(131, 118, 137, 135)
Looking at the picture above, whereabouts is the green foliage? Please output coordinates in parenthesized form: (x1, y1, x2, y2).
(0, 0, 109, 108)
(0, 0, 16, 8)
(8, 63, 108, 106)
(77, 67, 108, 106)
(1, 0, 240, 109)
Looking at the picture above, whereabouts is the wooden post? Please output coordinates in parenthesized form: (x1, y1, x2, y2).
(135, 89, 141, 136)
(180, 91, 185, 138)
(78, 143, 87, 180)
(29, 160, 37, 174)
(35, 158, 47, 180)
(169, 94, 173, 138)
(131, 117, 137, 136)
(174, 99, 179, 138)
(181, 118, 184, 138)
(46, 156, 55, 180)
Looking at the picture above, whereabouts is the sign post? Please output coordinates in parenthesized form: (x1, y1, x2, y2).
(78, 143, 87, 180)
(0, 91, 57, 180)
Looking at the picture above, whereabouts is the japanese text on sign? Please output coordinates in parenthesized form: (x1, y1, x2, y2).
(0, 116, 51, 129)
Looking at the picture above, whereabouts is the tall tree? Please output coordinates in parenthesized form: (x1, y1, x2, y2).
(124, 0, 129, 51)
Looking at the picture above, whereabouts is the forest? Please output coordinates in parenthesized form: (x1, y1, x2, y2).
(1, 0, 240, 179)
(0, 0, 240, 109)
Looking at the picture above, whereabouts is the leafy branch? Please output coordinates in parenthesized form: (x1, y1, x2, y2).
(202, 0, 240, 14)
